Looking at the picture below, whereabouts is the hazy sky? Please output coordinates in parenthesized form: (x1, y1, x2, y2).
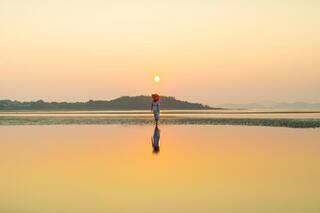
(1, 0, 319, 105)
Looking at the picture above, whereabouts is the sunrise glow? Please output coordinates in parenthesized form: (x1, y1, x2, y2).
(154, 75, 160, 83)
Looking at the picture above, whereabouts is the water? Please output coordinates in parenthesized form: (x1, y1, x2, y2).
(0, 125, 319, 212)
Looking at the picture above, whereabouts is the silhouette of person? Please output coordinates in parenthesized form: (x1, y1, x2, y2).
(151, 94, 160, 126)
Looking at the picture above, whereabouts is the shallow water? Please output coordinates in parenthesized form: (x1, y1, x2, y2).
(0, 125, 319, 212)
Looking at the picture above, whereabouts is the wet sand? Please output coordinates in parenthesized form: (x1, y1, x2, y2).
(1, 110, 320, 128)
(0, 116, 319, 128)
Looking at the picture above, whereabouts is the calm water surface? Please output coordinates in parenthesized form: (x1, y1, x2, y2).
(0, 125, 319, 212)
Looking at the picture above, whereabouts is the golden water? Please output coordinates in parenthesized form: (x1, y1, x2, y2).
(0, 125, 319, 212)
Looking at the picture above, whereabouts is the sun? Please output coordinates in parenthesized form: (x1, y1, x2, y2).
(154, 75, 160, 83)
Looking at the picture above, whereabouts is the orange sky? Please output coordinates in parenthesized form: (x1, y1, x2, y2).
(0, 0, 319, 105)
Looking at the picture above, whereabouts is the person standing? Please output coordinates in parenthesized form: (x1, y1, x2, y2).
(151, 94, 160, 125)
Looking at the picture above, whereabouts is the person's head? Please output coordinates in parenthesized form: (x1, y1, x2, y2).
(152, 94, 160, 102)
(153, 146, 160, 154)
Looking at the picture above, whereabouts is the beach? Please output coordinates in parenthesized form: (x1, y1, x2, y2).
(1, 110, 320, 128)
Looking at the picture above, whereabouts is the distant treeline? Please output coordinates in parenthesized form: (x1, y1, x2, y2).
(0, 96, 214, 111)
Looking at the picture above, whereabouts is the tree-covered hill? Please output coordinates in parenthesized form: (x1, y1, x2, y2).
(0, 96, 215, 111)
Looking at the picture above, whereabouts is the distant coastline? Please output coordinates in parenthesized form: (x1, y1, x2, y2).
(0, 96, 216, 111)
(217, 102, 320, 110)
(1, 96, 319, 112)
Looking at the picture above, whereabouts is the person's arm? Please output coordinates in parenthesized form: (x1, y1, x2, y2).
(151, 103, 153, 111)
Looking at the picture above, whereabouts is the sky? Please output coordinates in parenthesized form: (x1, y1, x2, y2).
(0, 0, 319, 105)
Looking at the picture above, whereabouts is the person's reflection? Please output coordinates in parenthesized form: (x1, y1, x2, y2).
(151, 125, 160, 154)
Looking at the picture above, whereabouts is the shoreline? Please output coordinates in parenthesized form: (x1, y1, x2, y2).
(0, 116, 319, 128)
(1, 109, 320, 114)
